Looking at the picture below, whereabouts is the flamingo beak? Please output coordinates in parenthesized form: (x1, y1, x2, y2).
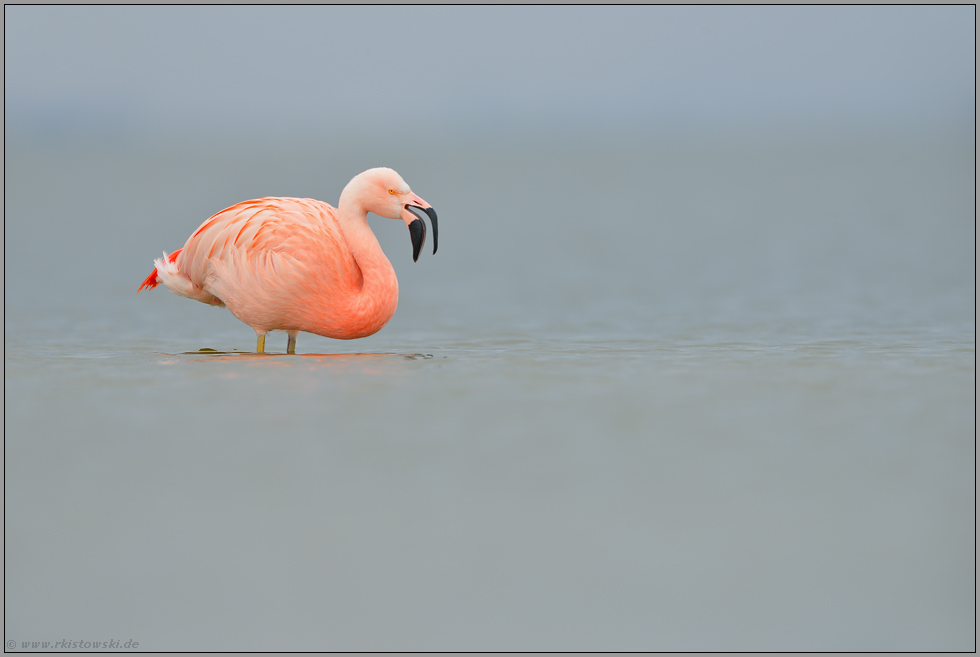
(404, 204, 438, 262)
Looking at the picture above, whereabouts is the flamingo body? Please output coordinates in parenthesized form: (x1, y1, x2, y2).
(138, 168, 438, 351)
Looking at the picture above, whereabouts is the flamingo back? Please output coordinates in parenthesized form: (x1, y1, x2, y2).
(177, 197, 363, 334)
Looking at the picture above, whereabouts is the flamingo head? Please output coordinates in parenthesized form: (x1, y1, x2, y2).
(346, 167, 439, 262)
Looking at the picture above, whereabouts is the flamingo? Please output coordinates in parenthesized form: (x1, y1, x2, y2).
(137, 167, 438, 354)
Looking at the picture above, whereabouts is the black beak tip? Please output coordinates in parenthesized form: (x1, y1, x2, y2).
(425, 207, 438, 255)
(407, 204, 438, 261)
(408, 217, 425, 263)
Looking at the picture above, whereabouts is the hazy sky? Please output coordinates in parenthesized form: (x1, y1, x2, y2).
(4, 5, 975, 138)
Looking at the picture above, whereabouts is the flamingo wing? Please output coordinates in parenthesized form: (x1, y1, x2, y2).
(173, 198, 357, 329)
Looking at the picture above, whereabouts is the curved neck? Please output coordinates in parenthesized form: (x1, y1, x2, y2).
(334, 199, 399, 334)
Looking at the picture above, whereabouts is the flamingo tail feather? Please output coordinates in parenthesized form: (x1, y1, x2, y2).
(137, 248, 182, 293)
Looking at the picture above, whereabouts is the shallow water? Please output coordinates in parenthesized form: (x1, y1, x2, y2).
(4, 129, 975, 650)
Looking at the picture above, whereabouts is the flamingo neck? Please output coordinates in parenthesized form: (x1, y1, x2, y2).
(333, 199, 399, 336)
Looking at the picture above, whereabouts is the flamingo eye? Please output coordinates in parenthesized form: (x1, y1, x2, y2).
(388, 189, 397, 195)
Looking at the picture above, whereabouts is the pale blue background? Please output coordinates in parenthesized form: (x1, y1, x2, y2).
(5, 6, 974, 137)
(4, 6, 975, 652)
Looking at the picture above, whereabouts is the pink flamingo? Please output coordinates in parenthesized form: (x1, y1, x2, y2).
(137, 167, 438, 354)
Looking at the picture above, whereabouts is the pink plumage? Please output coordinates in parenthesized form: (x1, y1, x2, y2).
(138, 168, 438, 353)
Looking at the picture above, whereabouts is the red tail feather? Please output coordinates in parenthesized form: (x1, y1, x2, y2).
(137, 248, 182, 293)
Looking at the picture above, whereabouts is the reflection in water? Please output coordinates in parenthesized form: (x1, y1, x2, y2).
(178, 349, 434, 362)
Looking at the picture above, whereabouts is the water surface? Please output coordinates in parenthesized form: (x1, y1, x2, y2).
(4, 129, 975, 650)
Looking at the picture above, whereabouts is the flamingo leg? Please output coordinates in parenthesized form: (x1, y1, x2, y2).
(256, 333, 266, 354)
(286, 331, 298, 355)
